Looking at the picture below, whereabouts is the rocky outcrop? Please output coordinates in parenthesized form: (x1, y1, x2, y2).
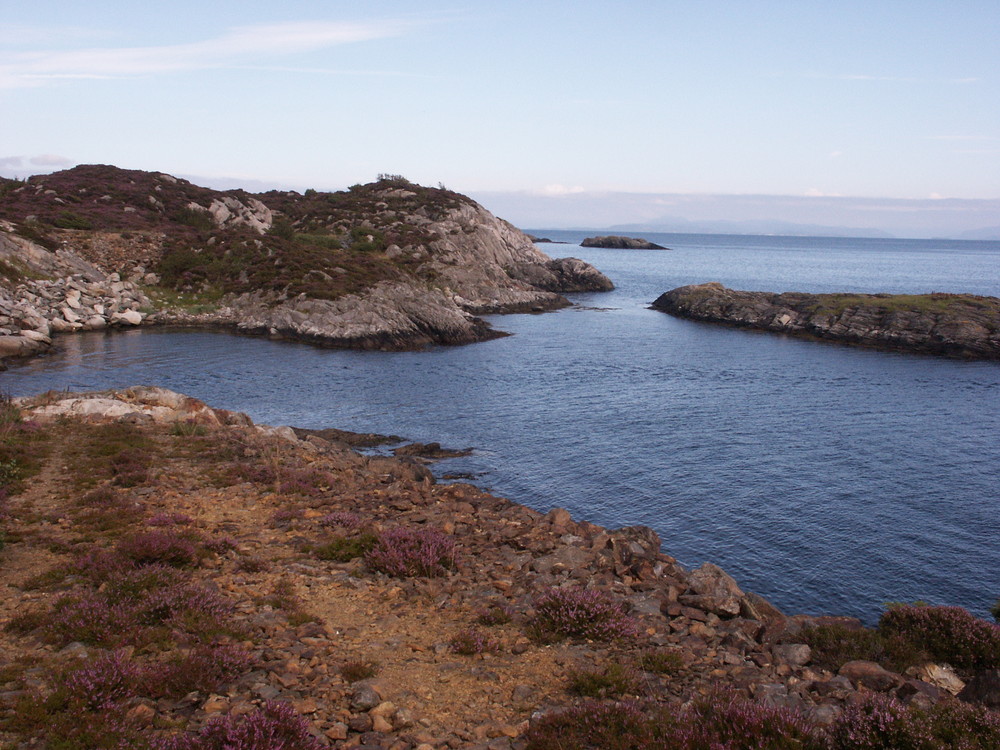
(581, 235, 667, 250)
(0, 168, 614, 356)
(652, 282, 1000, 359)
(0, 223, 151, 364)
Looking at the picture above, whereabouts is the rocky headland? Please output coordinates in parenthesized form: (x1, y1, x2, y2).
(653, 282, 1000, 359)
(0, 166, 612, 363)
(581, 235, 667, 250)
(0, 388, 997, 748)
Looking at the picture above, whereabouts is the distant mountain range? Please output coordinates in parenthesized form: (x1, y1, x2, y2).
(471, 190, 1000, 241)
(607, 217, 894, 239)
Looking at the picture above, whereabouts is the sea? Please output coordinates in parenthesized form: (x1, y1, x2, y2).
(3, 231, 998, 624)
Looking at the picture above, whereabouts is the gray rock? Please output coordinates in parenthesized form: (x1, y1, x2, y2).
(839, 660, 902, 691)
(350, 684, 382, 711)
(684, 562, 744, 617)
(958, 669, 1000, 709)
(773, 643, 811, 667)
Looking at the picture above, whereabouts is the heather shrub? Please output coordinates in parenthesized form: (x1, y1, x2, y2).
(680, 693, 827, 749)
(116, 529, 200, 567)
(450, 627, 501, 655)
(365, 526, 456, 577)
(993, 599, 1000, 623)
(109, 447, 151, 486)
(525, 700, 659, 749)
(145, 643, 251, 698)
(477, 602, 514, 626)
(64, 649, 141, 710)
(528, 587, 638, 642)
(271, 506, 304, 526)
(318, 510, 363, 529)
(797, 623, 928, 673)
(879, 604, 1000, 671)
(567, 663, 639, 698)
(200, 534, 238, 554)
(313, 531, 377, 562)
(49, 591, 137, 646)
(830, 693, 1000, 749)
(276, 466, 334, 496)
(71, 547, 137, 583)
(153, 700, 323, 750)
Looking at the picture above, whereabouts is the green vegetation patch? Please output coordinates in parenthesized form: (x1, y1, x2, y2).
(804, 292, 1000, 319)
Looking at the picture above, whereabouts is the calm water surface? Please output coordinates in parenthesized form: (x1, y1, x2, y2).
(4, 232, 999, 623)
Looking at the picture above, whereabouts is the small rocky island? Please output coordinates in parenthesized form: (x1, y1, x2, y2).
(0, 166, 613, 364)
(581, 235, 668, 250)
(653, 282, 1000, 359)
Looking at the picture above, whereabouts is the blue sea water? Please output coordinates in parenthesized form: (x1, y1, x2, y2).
(3, 232, 999, 623)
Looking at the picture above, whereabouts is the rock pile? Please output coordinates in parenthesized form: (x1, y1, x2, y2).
(0, 225, 152, 362)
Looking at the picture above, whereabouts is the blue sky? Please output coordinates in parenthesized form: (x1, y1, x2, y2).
(1, 1, 998, 233)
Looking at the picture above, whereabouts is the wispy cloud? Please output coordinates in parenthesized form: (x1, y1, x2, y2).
(0, 20, 411, 89)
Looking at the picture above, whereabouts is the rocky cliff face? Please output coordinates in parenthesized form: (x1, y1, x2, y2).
(652, 282, 1000, 359)
(0, 167, 612, 359)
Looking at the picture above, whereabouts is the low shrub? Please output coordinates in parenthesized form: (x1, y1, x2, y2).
(525, 695, 827, 750)
(567, 663, 639, 698)
(830, 693, 1000, 749)
(993, 599, 1000, 623)
(528, 587, 637, 643)
(170, 419, 207, 437)
(271, 507, 304, 526)
(796, 623, 928, 674)
(524, 700, 658, 749)
(153, 700, 324, 750)
(49, 592, 137, 646)
(147, 512, 194, 527)
(364, 526, 456, 577)
(145, 643, 251, 698)
(116, 530, 200, 568)
(636, 648, 685, 675)
(276, 466, 334, 497)
(64, 649, 141, 710)
(477, 602, 514, 626)
(340, 659, 380, 682)
(312, 531, 377, 562)
(318, 511, 363, 529)
(879, 604, 1000, 671)
(450, 628, 501, 655)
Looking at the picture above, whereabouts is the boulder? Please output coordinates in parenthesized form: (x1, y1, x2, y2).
(682, 562, 744, 617)
(958, 669, 1000, 709)
(839, 660, 902, 692)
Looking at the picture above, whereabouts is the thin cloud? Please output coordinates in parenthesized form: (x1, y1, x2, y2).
(30, 154, 73, 167)
(0, 20, 412, 89)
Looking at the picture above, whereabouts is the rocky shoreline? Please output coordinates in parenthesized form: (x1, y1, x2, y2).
(0, 168, 613, 365)
(652, 282, 1000, 359)
(0, 387, 997, 748)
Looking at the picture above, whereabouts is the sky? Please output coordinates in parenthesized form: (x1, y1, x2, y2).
(1, 1, 999, 235)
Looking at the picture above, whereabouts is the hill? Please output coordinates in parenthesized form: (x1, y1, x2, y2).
(0, 166, 612, 360)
